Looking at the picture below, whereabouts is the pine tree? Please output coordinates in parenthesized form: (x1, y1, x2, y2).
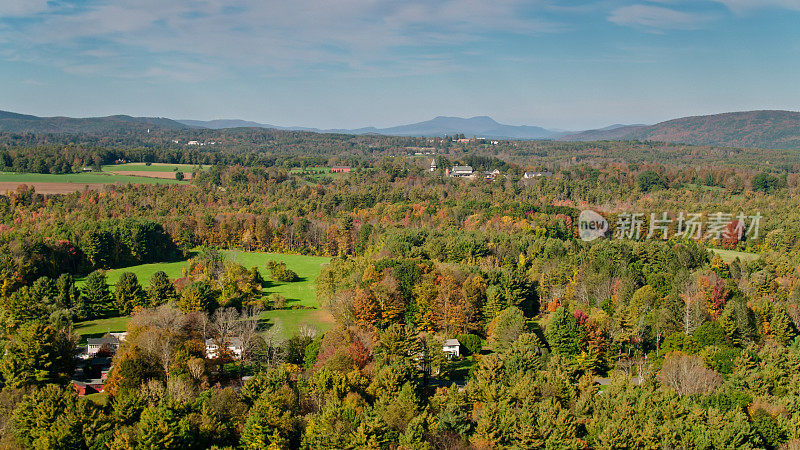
(147, 271, 178, 307)
(55, 274, 80, 310)
(178, 282, 215, 313)
(770, 305, 794, 345)
(546, 306, 582, 357)
(12, 385, 84, 449)
(79, 271, 114, 319)
(115, 272, 145, 315)
(1, 321, 74, 388)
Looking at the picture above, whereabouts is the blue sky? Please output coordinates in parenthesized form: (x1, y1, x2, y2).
(1, 0, 799, 130)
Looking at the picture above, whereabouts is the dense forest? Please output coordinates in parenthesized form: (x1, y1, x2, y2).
(1, 129, 800, 448)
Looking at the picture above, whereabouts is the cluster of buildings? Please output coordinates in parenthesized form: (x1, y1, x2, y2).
(523, 171, 552, 179)
(71, 332, 246, 396)
(71, 331, 464, 396)
(443, 164, 501, 181)
(72, 333, 127, 395)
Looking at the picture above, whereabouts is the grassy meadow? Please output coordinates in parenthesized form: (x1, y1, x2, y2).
(102, 162, 206, 172)
(74, 251, 332, 340)
(0, 171, 183, 185)
(709, 248, 760, 263)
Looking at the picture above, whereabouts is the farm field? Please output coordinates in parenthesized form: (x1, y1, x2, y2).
(0, 182, 109, 194)
(104, 162, 206, 180)
(0, 170, 187, 193)
(74, 251, 331, 339)
(73, 316, 131, 342)
(102, 162, 205, 172)
(0, 171, 184, 184)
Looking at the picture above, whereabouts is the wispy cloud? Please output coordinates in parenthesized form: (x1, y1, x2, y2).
(0, 0, 49, 17)
(711, 0, 800, 13)
(0, 0, 565, 81)
(609, 4, 711, 31)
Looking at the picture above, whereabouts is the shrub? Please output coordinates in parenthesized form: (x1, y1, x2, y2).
(456, 334, 482, 356)
(269, 293, 287, 309)
(266, 261, 299, 282)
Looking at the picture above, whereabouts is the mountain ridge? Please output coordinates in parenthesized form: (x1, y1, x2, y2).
(177, 115, 561, 140)
(3, 109, 800, 149)
(0, 111, 188, 134)
(560, 110, 800, 149)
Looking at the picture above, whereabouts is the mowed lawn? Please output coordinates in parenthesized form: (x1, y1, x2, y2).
(74, 251, 332, 340)
(709, 248, 760, 263)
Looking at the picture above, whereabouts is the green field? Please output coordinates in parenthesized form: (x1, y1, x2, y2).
(103, 163, 206, 172)
(75, 259, 190, 288)
(709, 248, 760, 263)
(73, 316, 131, 342)
(0, 171, 183, 185)
(75, 251, 332, 340)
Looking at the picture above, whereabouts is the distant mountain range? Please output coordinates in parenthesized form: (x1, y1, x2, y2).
(3, 109, 800, 149)
(178, 115, 559, 140)
(0, 110, 188, 134)
(559, 110, 800, 150)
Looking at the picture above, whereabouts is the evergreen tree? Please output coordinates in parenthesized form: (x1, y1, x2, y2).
(241, 389, 300, 448)
(115, 272, 145, 315)
(80, 270, 114, 319)
(55, 273, 80, 310)
(12, 385, 84, 449)
(546, 306, 582, 357)
(178, 281, 216, 313)
(0, 321, 75, 388)
(148, 271, 178, 306)
(137, 404, 196, 449)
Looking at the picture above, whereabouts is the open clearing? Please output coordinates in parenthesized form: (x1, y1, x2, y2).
(102, 163, 205, 172)
(75, 251, 332, 340)
(0, 163, 204, 193)
(104, 163, 205, 180)
(709, 248, 760, 263)
(0, 171, 186, 193)
(109, 171, 193, 180)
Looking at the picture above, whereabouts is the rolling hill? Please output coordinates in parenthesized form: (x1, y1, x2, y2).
(0, 110, 189, 134)
(561, 110, 800, 149)
(5, 109, 800, 149)
(178, 115, 561, 139)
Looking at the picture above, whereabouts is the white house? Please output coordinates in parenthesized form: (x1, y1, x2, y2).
(86, 336, 121, 357)
(442, 339, 461, 358)
(448, 165, 474, 178)
(205, 337, 244, 359)
(523, 171, 553, 179)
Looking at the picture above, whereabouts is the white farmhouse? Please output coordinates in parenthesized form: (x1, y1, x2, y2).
(205, 337, 244, 359)
(442, 339, 461, 358)
(448, 165, 474, 178)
